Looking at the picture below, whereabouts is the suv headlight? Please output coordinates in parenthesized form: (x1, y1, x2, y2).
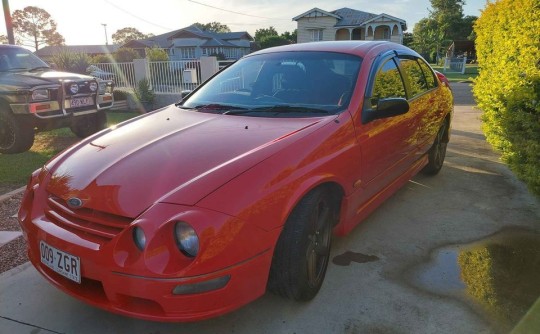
(69, 83, 79, 94)
(31, 89, 49, 101)
(174, 222, 199, 257)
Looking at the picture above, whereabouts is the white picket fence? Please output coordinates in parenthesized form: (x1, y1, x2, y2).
(92, 60, 204, 94)
(443, 57, 467, 74)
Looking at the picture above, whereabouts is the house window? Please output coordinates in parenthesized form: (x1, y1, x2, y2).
(310, 29, 323, 42)
(181, 47, 196, 59)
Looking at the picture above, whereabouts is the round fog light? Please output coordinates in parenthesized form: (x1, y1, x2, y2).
(133, 227, 146, 251)
(174, 222, 199, 257)
(69, 83, 79, 94)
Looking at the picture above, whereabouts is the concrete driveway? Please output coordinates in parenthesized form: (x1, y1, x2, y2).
(1, 83, 539, 334)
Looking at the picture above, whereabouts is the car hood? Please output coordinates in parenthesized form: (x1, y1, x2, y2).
(45, 105, 328, 218)
(0, 70, 94, 89)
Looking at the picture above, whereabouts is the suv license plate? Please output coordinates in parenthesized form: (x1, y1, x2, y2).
(70, 97, 93, 108)
(40, 241, 81, 284)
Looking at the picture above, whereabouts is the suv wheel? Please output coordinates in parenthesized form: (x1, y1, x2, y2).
(0, 111, 35, 154)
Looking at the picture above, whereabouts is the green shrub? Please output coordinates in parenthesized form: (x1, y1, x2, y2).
(114, 47, 140, 62)
(145, 46, 169, 61)
(113, 89, 130, 101)
(91, 54, 114, 64)
(473, 0, 540, 196)
(51, 50, 91, 74)
(134, 78, 155, 103)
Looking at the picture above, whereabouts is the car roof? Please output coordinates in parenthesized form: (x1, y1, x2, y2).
(249, 41, 413, 58)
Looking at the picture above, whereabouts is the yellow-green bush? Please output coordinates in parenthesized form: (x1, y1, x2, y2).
(473, 0, 540, 195)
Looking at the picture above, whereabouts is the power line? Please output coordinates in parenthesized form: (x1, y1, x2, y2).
(187, 0, 290, 20)
(103, 0, 175, 31)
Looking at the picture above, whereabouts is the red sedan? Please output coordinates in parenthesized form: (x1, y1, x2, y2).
(18, 41, 453, 321)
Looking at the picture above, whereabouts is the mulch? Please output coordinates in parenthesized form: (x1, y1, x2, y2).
(0, 192, 28, 274)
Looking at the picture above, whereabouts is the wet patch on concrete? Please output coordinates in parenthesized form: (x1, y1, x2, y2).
(332, 251, 379, 266)
(407, 228, 540, 331)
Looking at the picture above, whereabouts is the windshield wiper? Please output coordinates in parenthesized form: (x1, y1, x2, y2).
(251, 105, 330, 114)
(29, 66, 50, 72)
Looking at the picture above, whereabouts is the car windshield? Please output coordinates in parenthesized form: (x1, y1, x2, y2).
(0, 47, 50, 72)
(182, 51, 362, 117)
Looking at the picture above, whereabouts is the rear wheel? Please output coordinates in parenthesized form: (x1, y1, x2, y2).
(70, 111, 107, 138)
(0, 111, 35, 154)
(422, 119, 449, 175)
(268, 188, 334, 301)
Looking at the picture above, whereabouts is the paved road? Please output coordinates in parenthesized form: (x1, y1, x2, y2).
(1, 83, 539, 334)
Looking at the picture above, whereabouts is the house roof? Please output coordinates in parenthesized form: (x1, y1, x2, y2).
(331, 8, 377, 27)
(123, 25, 252, 49)
(35, 45, 120, 57)
(293, 7, 406, 29)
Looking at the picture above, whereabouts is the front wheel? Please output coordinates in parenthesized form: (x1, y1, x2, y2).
(422, 119, 449, 175)
(0, 112, 35, 154)
(268, 188, 334, 301)
(70, 111, 107, 138)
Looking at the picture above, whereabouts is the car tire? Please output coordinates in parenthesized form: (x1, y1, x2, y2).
(70, 111, 107, 138)
(268, 188, 334, 301)
(422, 119, 449, 175)
(0, 111, 35, 154)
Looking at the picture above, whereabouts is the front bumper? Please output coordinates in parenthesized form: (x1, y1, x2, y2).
(18, 185, 276, 322)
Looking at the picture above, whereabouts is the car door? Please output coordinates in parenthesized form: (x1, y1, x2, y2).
(396, 56, 441, 158)
(353, 54, 417, 203)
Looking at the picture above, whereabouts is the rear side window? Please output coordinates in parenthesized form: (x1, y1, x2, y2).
(418, 59, 437, 89)
(399, 58, 429, 98)
(371, 58, 406, 108)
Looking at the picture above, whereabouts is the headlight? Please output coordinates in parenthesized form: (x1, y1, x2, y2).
(133, 226, 146, 251)
(31, 89, 49, 101)
(69, 83, 79, 94)
(174, 222, 199, 257)
(89, 82, 98, 92)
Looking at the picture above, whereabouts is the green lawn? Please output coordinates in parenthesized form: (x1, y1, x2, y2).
(0, 111, 137, 190)
(431, 64, 479, 82)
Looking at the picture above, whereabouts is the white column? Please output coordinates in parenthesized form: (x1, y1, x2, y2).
(200, 56, 219, 83)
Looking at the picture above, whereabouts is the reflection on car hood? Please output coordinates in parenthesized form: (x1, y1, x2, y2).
(45, 105, 326, 218)
(0, 70, 94, 90)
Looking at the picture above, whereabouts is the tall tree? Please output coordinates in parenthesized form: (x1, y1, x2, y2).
(281, 30, 297, 44)
(12, 6, 64, 51)
(429, 0, 465, 40)
(193, 22, 230, 33)
(112, 27, 150, 45)
(254, 26, 278, 42)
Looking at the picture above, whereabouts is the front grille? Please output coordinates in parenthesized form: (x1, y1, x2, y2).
(45, 196, 132, 244)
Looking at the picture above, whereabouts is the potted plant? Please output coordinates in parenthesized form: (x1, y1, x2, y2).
(134, 78, 155, 113)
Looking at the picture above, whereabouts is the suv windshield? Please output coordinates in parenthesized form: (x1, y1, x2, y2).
(0, 46, 50, 72)
(182, 51, 362, 117)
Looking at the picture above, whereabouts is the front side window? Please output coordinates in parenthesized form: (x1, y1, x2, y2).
(181, 51, 362, 117)
(399, 58, 429, 98)
(418, 59, 437, 89)
(371, 58, 406, 108)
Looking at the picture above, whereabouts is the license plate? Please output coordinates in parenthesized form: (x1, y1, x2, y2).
(40, 241, 81, 284)
(70, 97, 93, 108)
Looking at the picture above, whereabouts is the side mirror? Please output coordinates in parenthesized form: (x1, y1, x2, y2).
(362, 97, 409, 123)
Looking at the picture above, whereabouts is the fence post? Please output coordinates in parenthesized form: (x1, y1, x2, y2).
(443, 57, 449, 73)
(461, 57, 467, 74)
(199, 56, 219, 83)
(133, 58, 148, 83)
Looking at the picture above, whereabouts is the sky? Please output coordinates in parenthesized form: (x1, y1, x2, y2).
(1, 0, 488, 46)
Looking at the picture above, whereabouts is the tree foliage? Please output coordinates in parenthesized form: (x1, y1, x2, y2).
(473, 0, 540, 196)
(12, 6, 65, 51)
(411, 0, 476, 62)
(0, 35, 7, 44)
(112, 27, 150, 45)
(145, 46, 168, 61)
(114, 47, 140, 62)
(193, 22, 231, 33)
(255, 27, 296, 49)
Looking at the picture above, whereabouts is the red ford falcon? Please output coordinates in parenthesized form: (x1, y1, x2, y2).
(18, 41, 453, 321)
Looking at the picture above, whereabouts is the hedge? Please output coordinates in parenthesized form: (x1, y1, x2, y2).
(473, 0, 540, 196)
